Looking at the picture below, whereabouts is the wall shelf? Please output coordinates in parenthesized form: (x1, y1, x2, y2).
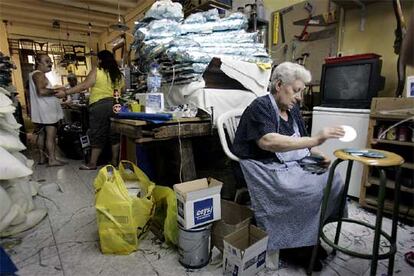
(371, 139, 414, 147)
(367, 176, 414, 194)
(332, 0, 380, 10)
(293, 14, 337, 26)
(363, 195, 414, 219)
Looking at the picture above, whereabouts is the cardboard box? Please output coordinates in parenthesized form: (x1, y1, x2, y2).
(212, 200, 253, 252)
(223, 225, 268, 276)
(174, 178, 222, 229)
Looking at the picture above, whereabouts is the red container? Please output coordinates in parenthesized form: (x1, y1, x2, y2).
(325, 53, 381, 64)
(398, 126, 409, 142)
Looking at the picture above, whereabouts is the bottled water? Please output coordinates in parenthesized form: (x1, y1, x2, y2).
(147, 62, 162, 93)
(145, 62, 164, 113)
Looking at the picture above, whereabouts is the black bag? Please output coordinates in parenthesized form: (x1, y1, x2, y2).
(57, 123, 84, 160)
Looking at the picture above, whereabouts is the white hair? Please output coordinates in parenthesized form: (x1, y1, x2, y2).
(270, 62, 312, 89)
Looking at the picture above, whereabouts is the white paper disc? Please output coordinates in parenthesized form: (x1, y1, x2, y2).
(340, 125, 357, 142)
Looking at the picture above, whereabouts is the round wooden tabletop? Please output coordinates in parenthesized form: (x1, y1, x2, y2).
(334, 149, 405, 167)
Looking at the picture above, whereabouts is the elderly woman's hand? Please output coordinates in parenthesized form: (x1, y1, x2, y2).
(315, 127, 345, 145)
(318, 153, 331, 168)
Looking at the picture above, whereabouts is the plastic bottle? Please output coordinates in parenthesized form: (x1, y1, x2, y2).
(145, 62, 164, 113)
(256, 0, 265, 21)
(147, 62, 162, 93)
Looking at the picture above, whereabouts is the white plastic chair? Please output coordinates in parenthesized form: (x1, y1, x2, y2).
(217, 109, 245, 162)
(217, 109, 249, 203)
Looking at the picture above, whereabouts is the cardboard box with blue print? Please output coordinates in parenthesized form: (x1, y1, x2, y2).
(173, 177, 222, 229)
(223, 225, 268, 276)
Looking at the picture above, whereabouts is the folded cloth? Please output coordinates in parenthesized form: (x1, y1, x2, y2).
(116, 112, 173, 123)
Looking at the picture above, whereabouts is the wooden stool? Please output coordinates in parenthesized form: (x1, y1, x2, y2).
(307, 149, 404, 276)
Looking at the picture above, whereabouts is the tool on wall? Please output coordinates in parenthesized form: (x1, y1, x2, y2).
(273, 6, 294, 46)
(279, 6, 293, 44)
(295, 53, 310, 67)
(392, 0, 407, 97)
(302, 53, 310, 66)
(272, 12, 280, 45)
(294, 2, 314, 41)
(291, 41, 297, 62)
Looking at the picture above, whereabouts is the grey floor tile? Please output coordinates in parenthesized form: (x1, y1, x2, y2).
(3, 160, 414, 276)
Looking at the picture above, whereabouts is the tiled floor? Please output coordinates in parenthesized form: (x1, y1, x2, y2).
(1, 160, 413, 276)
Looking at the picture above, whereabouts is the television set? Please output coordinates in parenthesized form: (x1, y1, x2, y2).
(320, 55, 385, 109)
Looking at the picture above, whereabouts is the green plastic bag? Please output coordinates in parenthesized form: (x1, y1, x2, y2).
(152, 186, 178, 246)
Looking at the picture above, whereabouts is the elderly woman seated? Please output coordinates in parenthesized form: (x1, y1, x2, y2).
(232, 62, 346, 271)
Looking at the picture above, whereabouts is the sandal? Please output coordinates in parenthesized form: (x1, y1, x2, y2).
(79, 164, 97, 170)
(405, 251, 414, 267)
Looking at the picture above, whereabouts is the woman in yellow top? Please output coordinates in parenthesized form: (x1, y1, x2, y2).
(56, 50, 125, 170)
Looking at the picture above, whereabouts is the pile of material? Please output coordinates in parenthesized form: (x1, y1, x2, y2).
(0, 53, 14, 86)
(0, 52, 47, 237)
(131, 0, 271, 92)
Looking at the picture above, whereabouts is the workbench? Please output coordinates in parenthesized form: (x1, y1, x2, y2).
(111, 117, 212, 183)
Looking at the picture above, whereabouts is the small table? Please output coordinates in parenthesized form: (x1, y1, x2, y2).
(111, 117, 212, 182)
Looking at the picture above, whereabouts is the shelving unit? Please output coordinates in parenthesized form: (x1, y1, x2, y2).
(360, 97, 414, 222)
(184, 0, 231, 17)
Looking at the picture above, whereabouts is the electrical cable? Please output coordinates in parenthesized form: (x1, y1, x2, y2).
(378, 116, 414, 139)
(167, 64, 176, 99)
(177, 118, 183, 183)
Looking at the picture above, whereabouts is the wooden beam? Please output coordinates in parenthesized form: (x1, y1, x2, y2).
(79, 0, 137, 9)
(0, 1, 118, 23)
(7, 25, 94, 44)
(9, 34, 99, 46)
(5, 19, 102, 35)
(1, 10, 108, 28)
(43, 0, 126, 15)
(125, 0, 155, 22)
(1, 12, 106, 32)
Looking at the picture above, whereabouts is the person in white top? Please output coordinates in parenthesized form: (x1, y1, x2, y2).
(29, 54, 64, 166)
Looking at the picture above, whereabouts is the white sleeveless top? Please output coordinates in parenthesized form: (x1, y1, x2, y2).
(29, 70, 63, 124)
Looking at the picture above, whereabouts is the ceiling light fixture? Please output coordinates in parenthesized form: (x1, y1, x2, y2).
(109, 0, 129, 32)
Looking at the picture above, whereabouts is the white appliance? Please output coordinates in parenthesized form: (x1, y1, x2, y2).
(311, 107, 370, 198)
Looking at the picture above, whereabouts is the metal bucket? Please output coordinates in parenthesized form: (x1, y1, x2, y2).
(178, 223, 212, 269)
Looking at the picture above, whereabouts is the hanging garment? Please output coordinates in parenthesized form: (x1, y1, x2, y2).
(239, 94, 345, 251)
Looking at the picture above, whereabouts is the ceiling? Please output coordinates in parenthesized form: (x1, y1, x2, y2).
(0, 0, 145, 37)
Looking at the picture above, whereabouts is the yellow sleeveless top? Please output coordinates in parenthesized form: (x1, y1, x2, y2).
(89, 68, 125, 105)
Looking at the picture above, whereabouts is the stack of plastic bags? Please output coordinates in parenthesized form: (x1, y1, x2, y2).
(131, 0, 271, 92)
(0, 51, 47, 237)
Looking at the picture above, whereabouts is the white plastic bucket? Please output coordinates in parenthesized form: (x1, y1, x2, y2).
(178, 223, 211, 269)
